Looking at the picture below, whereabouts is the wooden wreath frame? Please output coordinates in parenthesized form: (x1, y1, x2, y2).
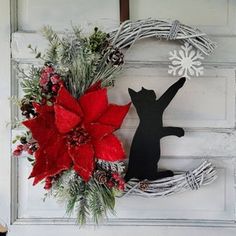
(109, 19, 217, 197)
(110, 19, 216, 55)
(123, 161, 217, 197)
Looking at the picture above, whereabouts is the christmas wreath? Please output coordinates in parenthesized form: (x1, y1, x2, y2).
(13, 20, 217, 225)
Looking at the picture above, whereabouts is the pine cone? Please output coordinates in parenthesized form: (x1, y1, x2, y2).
(106, 47, 124, 66)
(20, 100, 36, 119)
(139, 181, 149, 191)
(94, 170, 108, 184)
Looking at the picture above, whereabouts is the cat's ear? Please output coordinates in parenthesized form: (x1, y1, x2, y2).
(128, 88, 137, 99)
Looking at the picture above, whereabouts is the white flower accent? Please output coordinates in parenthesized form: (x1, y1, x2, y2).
(168, 42, 204, 79)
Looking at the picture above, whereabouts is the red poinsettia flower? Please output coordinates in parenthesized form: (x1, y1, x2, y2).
(23, 83, 130, 185)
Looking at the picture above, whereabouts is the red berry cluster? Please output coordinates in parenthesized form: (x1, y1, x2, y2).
(106, 172, 125, 191)
(44, 176, 53, 190)
(39, 64, 63, 105)
(13, 136, 37, 157)
(67, 126, 91, 147)
(44, 175, 60, 190)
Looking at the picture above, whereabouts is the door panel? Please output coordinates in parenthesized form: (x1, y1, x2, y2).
(18, 0, 120, 31)
(0, 0, 11, 229)
(130, 0, 236, 35)
(17, 156, 235, 222)
(11, 33, 236, 64)
(111, 67, 235, 129)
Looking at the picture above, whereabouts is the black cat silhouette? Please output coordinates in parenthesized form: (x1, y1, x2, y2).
(125, 77, 186, 182)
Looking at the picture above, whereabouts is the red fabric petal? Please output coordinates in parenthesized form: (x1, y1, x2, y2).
(85, 123, 115, 140)
(24, 102, 74, 186)
(98, 103, 131, 129)
(29, 136, 72, 185)
(79, 88, 108, 123)
(69, 144, 95, 181)
(44, 136, 72, 175)
(33, 103, 54, 114)
(23, 112, 56, 147)
(85, 80, 102, 94)
(94, 134, 126, 161)
(56, 85, 83, 116)
(29, 148, 48, 185)
(54, 105, 81, 133)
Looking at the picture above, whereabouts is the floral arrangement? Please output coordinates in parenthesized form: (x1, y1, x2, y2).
(13, 26, 130, 224)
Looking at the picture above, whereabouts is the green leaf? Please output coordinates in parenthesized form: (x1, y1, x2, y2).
(35, 52, 41, 58)
(12, 139, 18, 144)
(46, 101, 53, 106)
(27, 157, 35, 162)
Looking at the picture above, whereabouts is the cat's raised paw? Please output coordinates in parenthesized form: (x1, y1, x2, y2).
(178, 77, 186, 87)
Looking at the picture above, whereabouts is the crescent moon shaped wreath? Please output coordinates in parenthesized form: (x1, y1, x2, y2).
(13, 19, 217, 225)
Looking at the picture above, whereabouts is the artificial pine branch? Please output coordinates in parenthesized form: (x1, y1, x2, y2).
(88, 181, 105, 224)
(41, 26, 61, 64)
(76, 182, 89, 225)
(17, 65, 42, 102)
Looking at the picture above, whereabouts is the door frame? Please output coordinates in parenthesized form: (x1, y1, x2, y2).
(0, 0, 11, 229)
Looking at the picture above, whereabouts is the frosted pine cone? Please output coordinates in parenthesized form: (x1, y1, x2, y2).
(94, 170, 108, 184)
(20, 99, 37, 119)
(139, 181, 149, 191)
(106, 47, 124, 66)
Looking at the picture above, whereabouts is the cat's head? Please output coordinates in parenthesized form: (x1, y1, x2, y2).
(128, 87, 156, 106)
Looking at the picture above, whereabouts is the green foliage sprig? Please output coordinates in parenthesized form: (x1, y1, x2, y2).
(17, 65, 42, 103)
(40, 26, 123, 98)
(48, 170, 117, 225)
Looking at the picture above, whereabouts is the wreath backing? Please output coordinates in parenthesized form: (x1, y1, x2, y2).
(13, 19, 217, 225)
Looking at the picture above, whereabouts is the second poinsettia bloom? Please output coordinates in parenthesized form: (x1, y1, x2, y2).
(23, 83, 130, 184)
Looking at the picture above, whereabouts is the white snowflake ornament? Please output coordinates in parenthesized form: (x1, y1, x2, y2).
(168, 42, 204, 79)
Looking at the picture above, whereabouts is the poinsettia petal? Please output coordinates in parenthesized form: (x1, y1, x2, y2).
(24, 103, 73, 186)
(54, 105, 81, 133)
(85, 123, 115, 140)
(94, 134, 126, 161)
(68, 144, 94, 181)
(23, 112, 56, 147)
(45, 135, 72, 168)
(29, 148, 48, 185)
(98, 103, 131, 129)
(85, 80, 102, 94)
(56, 85, 83, 116)
(33, 103, 54, 114)
(30, 136, 72, 185)
(79, 88, 108, 123)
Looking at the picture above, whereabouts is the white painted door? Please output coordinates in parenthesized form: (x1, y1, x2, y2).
(1, 0, 236, 235)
